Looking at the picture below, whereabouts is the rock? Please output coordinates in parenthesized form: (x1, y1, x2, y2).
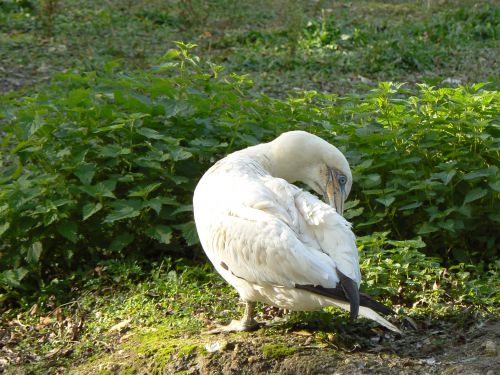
(108, 317, 132, 333)
(483, 340, 497, 356)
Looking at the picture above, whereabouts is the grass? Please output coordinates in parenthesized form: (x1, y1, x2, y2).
(2, 256, 497, 373)
(1, 260, 236, 373)
(1, 0, 498, 94)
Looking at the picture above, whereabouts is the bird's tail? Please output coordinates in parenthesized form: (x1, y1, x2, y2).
(358, 305, 401, 333)
(325, 299, 401, 333)
(295, 283, 401, 333)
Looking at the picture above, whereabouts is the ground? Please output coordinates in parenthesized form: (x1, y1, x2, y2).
(2, 298, 498, 374)
(72, 314, 500, 374)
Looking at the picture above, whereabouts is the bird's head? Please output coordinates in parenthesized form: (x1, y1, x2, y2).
(265, 130, 352, 215)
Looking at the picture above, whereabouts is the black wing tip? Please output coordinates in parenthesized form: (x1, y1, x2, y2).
(359, 293, 396, 315)
(336, 269, 360, 320)
(295, 283, 396, 318)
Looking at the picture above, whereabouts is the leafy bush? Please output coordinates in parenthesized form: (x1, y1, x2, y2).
(320, 82, 499, 263)
(0, 43, 289, 293)
(0, 45, 498, 298)
(359, 232, 499, 308)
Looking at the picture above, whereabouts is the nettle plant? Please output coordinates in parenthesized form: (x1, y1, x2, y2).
(326, 82, 499, 263)
(0, 43, 287, 292)
(0, 44, 498, 301)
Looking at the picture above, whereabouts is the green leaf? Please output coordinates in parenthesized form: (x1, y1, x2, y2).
(0, 268, 29, 288)
(109, 233, 135, 252)
(0, 161, 23, 185)
(28, 112, 45, 137)
(0, 222, 10, 237)
(162, 49, 181, 60)
(463, 168, 495, 181)
(104, 207, 141, 223)
(488, 213, 500, 223)
(362, 174, 381, 188)
(174, 221, 199, 246)
(376, 196, 396, 207)
(103, 200, 143, 223)
(136, 127, 163, 139)
(146, 197, 178, 214)
(26, 242, 43, 264)
(57, 221, 78, 243)
(80, 180, 117, 198)
(94, 123, 126, 133)
(83, 202, 103, 220)
(489, 180, 500, 192)
(128, 183, 162, 198)
(170, 148, 192, 161)
(74, 163, 96, 185)
(463, 188, 487, 205)
(146, 225, 173, 244)
(444, 170, 456, 185)
(99, 145, 131, 157)
(166, 174, 189, 185)
(417, 222, 440, 234)
(344, 207, 364, 219)
(398, 201, 422, 210)
(171, 204, 193, 216)
(356, 215, 384, 227)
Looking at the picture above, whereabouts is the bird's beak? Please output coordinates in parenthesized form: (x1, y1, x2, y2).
(325, 169, 346, 216)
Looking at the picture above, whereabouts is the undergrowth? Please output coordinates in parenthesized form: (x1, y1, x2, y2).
(0, 44, 498, 298)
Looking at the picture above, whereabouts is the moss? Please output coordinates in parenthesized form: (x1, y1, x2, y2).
(178, 343, 206, 357)
(261, 343, 298, 359)
(71, 326, 208, 374)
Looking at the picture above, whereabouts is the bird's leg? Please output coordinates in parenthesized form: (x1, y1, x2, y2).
(239, 301, 259, 329)
(206, 301, 260, 334)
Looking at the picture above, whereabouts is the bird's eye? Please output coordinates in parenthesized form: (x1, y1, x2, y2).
(338, 175, 347, 185)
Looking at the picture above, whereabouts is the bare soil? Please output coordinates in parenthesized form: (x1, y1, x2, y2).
(68, 315, 499, 375)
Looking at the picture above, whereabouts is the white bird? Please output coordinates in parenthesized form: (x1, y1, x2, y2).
(193, 131, 400, 333)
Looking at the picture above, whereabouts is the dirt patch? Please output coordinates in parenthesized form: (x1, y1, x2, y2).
(71, 316, 499, 375)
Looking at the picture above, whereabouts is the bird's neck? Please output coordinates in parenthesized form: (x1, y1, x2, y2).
(238, 143, 309, 184)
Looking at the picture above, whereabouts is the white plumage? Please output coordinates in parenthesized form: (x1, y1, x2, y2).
(193, 131, 400, 333)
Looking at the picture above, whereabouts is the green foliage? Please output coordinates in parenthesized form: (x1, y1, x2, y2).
(0, 46, 498, 300)
(211, 2, 498, 93)
(0, 44, 283, 293)
(359, 232, 499, 308)
(326, 82, 499, 263)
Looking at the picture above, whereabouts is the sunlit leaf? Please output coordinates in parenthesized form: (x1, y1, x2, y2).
(0, 222, 10, 237)
(103, 200, 143, 223)
(376, 196, 396, 207)
(128, 183, 162, 198)
(174, 221, 199, 246)
(83, 202, 103, 220)
(26, 242, 43, 264)
(136, 127, 163, 139)
(146, 225, 172, 244)
(0, 268, 29, 288)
